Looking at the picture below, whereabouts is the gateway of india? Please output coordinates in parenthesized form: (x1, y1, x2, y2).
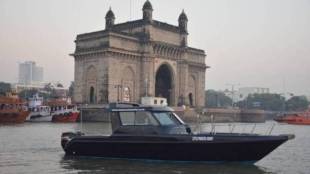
(72, 0, 208, 107)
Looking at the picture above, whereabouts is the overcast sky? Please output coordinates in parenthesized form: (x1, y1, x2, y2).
(0, 0, 309, 96)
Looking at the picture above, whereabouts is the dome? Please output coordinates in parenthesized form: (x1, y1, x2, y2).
(143, 0, 153, 10)
(178, 10, 188, 21)
(105, 7, 115, 19)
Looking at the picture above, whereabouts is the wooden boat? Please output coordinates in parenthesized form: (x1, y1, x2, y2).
(61, 103, 294, 163)
(0, 95, 30, 123)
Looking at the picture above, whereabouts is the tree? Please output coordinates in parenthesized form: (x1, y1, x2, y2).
(56, 83, 64, 88)
(286, 96, 309, 111)
(205, 90, 232, 108)
(0, 82, 11, 96)
(241, 93, 285, 111)
(68, 81, 74, 97)
(18, 88, 60, 100)
(18, 89, 39, 100)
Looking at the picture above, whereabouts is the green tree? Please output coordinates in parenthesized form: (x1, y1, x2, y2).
(0, 82, 11, 96)
(68, 81, 74, 97)
(18, 89, 55, 100)
(205, 90, 232, 108)
(286, 96, 309, 111)
(18, 89, 39, 100)
(243, 93, 285, 111)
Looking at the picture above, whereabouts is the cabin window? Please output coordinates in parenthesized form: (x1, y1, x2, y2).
(153, 112, 180, 126)
(119, 111, 158, 126)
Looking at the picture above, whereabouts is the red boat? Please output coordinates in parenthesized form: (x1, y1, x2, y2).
(0, 95, 30, 124)
(274, 109, 310, 125)
(48, 100, 79, 123)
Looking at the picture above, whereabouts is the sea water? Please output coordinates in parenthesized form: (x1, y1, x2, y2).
(0, 121, 309, 174)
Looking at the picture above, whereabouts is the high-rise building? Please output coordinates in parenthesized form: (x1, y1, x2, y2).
(18, 61, 44, 85)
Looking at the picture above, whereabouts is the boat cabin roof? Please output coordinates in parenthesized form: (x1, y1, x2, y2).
(106, 102, 174, 112)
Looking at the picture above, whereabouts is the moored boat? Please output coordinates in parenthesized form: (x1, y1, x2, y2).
(61, 103, 294, 163)
(26, 94, 52, 122)
(274, 109, 310, 125)
(0, 94, 30, 124)
(49, 100, 79, 123)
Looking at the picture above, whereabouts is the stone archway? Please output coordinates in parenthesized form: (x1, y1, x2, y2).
(86, 65, 97, 103)
(188, 75, 196, 107)
(89, 86, 95, 103)
(155, 64, 174, 105)
(121, 66, 135, 102)
(188, 93, 193, 106)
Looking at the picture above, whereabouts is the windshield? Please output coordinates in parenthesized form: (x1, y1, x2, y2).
(153, 112, 181, 126)
(119, 111, 159, 126)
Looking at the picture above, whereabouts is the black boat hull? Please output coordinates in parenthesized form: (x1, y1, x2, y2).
(62, 134, 289, 162)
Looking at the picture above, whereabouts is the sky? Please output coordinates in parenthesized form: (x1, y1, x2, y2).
(0, 0, 309, 96)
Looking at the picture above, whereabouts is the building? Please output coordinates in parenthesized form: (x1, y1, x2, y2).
(72, 1, 208, 107)
(18, 61, 44, 85)
(13, 82, 68, 98)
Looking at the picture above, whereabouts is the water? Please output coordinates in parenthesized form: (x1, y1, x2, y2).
(0, 122, 309, 174)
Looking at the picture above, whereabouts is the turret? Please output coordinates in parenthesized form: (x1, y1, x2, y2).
(105, 7, 115, 30)
(178, 10, 188, 33)
(142, 0, 153, 23)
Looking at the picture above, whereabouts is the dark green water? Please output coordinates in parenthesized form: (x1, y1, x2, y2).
(0, 122, 309, 174)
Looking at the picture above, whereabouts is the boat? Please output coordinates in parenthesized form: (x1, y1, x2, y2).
(274, 109, 310, 125)
(0, 94, 30, 123)
(26, 94, 52, 122)
(49, 100, 79, 123)
(61, 103, 294, 163)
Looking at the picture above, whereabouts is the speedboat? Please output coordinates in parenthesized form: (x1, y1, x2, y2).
(61, 103, 294, 163)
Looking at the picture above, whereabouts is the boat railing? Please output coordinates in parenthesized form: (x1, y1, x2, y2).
(193, 114, 277, 135)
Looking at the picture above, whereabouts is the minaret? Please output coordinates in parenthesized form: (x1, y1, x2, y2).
(105, 7, 115, 30)
(178, 10, 188, 46)
(178, 9, 188, 33)
(142, 0, 153, 23)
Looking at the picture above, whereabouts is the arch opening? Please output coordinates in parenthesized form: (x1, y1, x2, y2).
(155, 64, 173, 105)
(188, 93, 193, 107)
(89, 86, 95, 104)
(121, 67, 135, 102)
(188, 75, 196, 107)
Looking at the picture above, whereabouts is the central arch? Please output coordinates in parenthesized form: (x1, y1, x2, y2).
(155, 64, 173, 105)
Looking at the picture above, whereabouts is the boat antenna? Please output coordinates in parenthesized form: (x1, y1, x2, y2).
(130, 0, 132, 21)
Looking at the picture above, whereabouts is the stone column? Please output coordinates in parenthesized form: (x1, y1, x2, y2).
(140, 56, 154, 98)
(177, 59, 189, 105)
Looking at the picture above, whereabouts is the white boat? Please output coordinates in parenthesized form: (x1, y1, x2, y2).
(26, 94, 52, 122)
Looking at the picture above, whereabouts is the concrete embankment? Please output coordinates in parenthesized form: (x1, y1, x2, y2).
(174, 107, 266, 123)
(78, 104, 110, 122)
(77, 104, 266, 123)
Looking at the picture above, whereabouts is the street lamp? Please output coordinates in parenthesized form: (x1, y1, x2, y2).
(226, 83, 240, 108)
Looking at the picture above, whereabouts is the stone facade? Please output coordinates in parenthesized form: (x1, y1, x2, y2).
(72, 1, 208, 107)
